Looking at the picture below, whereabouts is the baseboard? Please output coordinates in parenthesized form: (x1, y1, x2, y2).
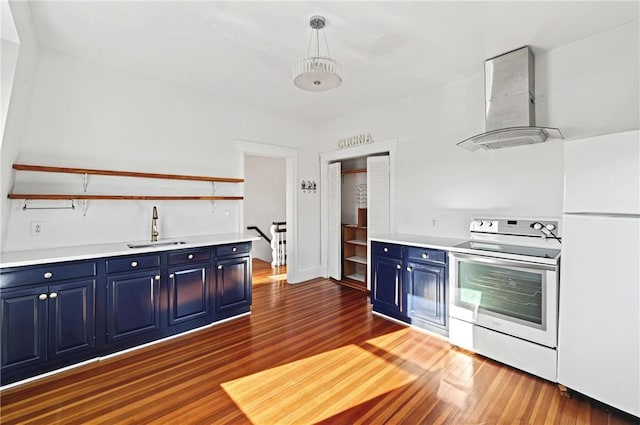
(290, 265, 322, 283)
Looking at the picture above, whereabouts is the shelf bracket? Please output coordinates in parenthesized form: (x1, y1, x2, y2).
(82, 173, 89, 192)
(81, 199, 88, 216)
(211, 182, 217, 213)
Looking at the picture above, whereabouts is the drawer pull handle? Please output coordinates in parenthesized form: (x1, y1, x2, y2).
(43, 272, 53, 279)
(188, 254, 194, 259)
(168, 274, 174, 279)
(49, 292, 58, 299)
(131, 261, 138, 268)
(218, 265, 223, 270)
(384, 248, 389, 253)
(38, 294, 47, 301)
(422, 253, 429, 259)
(155, 275, 161, 281)
(232, 247, 237, 252)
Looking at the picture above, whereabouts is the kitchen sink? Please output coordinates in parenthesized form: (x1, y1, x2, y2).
(127, 241, 188, 249)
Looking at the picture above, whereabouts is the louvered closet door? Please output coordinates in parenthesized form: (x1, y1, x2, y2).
(367, 156, 390, 236)
(327, 162, 342, 280)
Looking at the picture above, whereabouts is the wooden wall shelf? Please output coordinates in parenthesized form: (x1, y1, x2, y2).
(12, 164, 244, 183)
(9, 163, 244, 214)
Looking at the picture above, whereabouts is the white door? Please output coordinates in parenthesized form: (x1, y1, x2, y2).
(327, 162, 341, 280)
(367, 156, 390, 236)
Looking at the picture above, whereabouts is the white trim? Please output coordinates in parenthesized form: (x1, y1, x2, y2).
(319, 138, 398, 279)
(236, 140, 299, 283)
(295, 265, 323, 283)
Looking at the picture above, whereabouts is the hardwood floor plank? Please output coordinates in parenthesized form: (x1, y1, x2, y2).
(1, 260, 636, 424)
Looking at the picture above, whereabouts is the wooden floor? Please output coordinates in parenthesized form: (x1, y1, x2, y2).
(0, 259, 636, 424)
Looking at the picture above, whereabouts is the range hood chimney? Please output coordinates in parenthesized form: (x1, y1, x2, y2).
(458, 46, 562, 151)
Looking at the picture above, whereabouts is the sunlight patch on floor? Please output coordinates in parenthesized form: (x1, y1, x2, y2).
(221, 344, 417, 424)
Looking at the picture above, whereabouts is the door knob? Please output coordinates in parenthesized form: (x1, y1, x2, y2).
(38, 294, 47, 300)
(49, 292, 58, 299)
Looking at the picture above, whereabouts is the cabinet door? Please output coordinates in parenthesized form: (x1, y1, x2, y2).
(48, 279, 96, 360)
(0, 286, 48, 372)
(168, 264, 210, 326)
(405, 261, 446, 327)
(371, 255, 405, 319)
(107, 270, 161, 343)
(215, 256, 251, 315)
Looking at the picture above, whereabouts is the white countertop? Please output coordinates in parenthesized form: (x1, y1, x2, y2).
(0, 233, 261, 268)
(369, 233, 467, 250)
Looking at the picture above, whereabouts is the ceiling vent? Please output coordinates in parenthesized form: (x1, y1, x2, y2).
(458, 46, 562, 151)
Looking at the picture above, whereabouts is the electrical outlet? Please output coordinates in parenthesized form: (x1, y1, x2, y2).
(31, 221, 44, 236)
(432, 218, 437, 227)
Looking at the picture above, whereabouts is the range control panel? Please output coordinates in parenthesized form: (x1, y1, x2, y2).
(470, 218, 560, 238)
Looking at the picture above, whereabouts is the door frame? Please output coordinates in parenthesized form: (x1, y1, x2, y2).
(236, 140, 299, 283)
(319, 138, 398, 279)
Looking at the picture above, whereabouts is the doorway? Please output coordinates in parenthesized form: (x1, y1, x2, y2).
(320, 138, 398, 289)
(236, 140, 298, 283)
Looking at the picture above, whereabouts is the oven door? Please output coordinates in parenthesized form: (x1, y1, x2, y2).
(449, 252, 558, 348)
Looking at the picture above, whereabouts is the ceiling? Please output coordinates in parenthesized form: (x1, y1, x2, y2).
(25, 1, 640, 122)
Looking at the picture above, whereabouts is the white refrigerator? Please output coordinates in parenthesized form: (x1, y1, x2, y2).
(557, 130, 640, 417)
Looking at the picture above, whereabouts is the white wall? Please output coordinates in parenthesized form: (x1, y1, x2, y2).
(1, 1, 40, 251)
(2, 49, 317, 262)
(244, 155, 286, 262)
(317, 20, 640, 239)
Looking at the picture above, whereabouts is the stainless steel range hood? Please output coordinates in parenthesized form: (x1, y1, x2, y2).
(458, 46, 562, 151)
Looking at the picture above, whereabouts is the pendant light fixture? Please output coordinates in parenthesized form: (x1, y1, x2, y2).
(293, 15, 342, 92)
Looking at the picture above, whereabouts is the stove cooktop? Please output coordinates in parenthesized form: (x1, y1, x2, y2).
(454, 241, 561, 260)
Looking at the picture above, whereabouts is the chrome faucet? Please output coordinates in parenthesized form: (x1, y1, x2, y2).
(151, 206, 159, 242)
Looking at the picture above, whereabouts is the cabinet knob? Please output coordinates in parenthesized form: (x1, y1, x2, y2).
(38, 294, 47, 301)
(422, 253, 429, 259)
(43, 272, 53, 279)
(232, 247, 237, 252)
(218, 265, 223, 270)
(155, 275, 161, 281)
(168, 274, 174, 279)
(384, 248, 389, 253)
(396, 264, 401, 269)
(406, 267, 413, 272)
(188, 254, 194, 259)
(131, 261, 138, 268)
(49, 292, 58, 299)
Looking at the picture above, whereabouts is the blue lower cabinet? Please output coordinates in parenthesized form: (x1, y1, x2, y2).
(48, 279, 96, 359)
(106, 269, 161, 345)
(371, 241, 448, 332)
(0, 241, 254, 385)
(168, 263, 210, 327)
(1, 286, 48, 375)
(0, 277, 96, 385)
(405, 260, 447, 328)
(371, 246, 408, 322)
(214, 254, 251, 318)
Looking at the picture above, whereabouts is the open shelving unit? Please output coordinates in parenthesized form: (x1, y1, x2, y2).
(342, 223, 368, 291)
(9, 164, 244, 214)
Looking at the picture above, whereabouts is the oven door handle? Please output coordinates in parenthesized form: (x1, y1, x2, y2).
(450, 252, 557, 272)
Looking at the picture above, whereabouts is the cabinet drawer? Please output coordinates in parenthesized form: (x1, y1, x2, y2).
(1, 261, 96, 288)
(215, 242, 250, 257)
(406, 247, 447, 264)
(372, 242, 402, 258)
(168, 249, 210, 265)
(106, 255, 160, 274)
